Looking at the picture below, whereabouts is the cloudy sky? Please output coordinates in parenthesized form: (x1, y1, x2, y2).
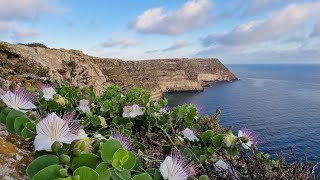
(0, 0, 319, 63)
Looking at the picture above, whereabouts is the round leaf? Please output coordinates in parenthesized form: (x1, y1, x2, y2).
(95, 162, 111, 180)
(101, 139, 122, 162)
(72, 153, 100, 170)
(6, 109, 25, 133)
(73, 166, 99, 180)
(32, 164, 63, 180)
(132, 173, 153, 180)
(27, 154, 59, 179)
(14, 116, 30, 136)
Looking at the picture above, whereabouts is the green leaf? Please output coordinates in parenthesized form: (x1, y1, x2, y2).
(153, 169, 163, 180)
(27, 154, 59, 179)
(114, 169, 131, 180)
(122, 151, 136, 170)
(131, 173, 153, 180)
(212, 134, 224, 148)
(73, 166, 99, 180)
(227, 147, 238, 157)
(201, 130, 214, 144)
(32, 164, 63, 180)
(48, 100, 60, 111)
(6, 109, 25, 133)
(101, 139, 123, 162)
(0, 107, 11, 124)
(21, 126, 35, 139)
(112, 148, 129, 170)
(72, 153, 100, 170)
(14, 116, 30, 136)
(95, 162, 110, 180)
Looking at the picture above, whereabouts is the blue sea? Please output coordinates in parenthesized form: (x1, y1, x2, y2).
(165, 64, 320, 162)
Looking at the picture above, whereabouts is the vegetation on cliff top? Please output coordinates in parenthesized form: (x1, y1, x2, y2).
(0, 82, 317, 179)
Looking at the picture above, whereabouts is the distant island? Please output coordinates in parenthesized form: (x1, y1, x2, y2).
(0, 42, 237, 100)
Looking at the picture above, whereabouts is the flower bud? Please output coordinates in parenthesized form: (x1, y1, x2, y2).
(56, 97, 66, 106)
(59, 154, 70, 165)
(59, 168, 67, 177)
(98, 116, 107, 127)
(72, 148, 82, 157)
(51, 141, 63, 153)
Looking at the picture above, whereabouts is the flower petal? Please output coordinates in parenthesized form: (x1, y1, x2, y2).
(160, 156, 171, 180)
(34, 135, 55, 152)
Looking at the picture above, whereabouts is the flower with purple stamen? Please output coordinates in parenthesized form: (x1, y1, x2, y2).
(38, 84, 56, 101)
(34, 112, 82, 151)
(159, 106, 171, 114)
(238, 128, 258, 150)
(160, 150, 198, 180)
(0, 87, 37, 113)
(110, 130, 135, 151)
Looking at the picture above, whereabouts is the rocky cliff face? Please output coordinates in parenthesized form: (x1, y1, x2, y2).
(0, 42, 237, 100)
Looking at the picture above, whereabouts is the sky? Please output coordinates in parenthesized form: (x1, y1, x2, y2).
(0, 0, 319, 64)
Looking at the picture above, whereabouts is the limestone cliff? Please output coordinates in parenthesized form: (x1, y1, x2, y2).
(0, 42, 237, 100)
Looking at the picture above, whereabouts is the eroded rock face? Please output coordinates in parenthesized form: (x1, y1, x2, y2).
(0, 42, 237, 100)
(0, 123, 33, 180)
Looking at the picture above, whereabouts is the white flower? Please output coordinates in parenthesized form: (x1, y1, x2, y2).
(78, 99, 90, 113)
(194, 116, 199, 120)
(182, 128, 199, 142)
(160, 151, 196, 180)
(42, 87, 56, 101)
(0, 88, 36, 113)
(34, 113, 80, 151)
(238, 128, 258, 150)
(76, 129, 88, 139)
(123, 104, 144, 118)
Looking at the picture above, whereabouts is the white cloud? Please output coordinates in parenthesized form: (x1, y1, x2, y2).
(131, 0, 213, 35)
(100, 38, 137, 48)
(0, 0, 63, 38)
(202, 2, 320, 47)
(0, 0, 63, 21)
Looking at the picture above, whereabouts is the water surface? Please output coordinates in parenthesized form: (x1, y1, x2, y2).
(165, 64, 320, 162)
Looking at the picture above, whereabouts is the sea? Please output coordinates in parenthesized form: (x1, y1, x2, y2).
(165, 64, 320, 162)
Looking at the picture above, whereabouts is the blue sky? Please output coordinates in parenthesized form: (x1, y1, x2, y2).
(0, 0, 319, 64)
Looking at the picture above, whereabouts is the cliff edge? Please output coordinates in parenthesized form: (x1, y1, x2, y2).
(0, 42, 237, 99)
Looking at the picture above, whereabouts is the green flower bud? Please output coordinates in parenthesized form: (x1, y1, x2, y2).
(59, 154, 70, 165)
(74, 140, 86, 151)
(59, 168, 67, 177)
(51, 141, 63, 153)
(72, 148, 82, 157)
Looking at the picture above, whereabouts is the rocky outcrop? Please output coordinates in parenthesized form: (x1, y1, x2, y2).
(0, 42, 237, 100)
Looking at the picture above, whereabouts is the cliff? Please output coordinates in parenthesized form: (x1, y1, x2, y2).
(0, 42, 237, 100)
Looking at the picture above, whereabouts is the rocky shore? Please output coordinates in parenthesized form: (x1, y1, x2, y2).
(0, 42, 237, 100)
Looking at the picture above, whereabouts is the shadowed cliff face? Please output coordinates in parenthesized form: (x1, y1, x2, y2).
(0, 42, 237, 100)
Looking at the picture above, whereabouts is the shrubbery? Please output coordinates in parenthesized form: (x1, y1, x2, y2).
(0, 83, 316, 179)
(18, 43, 48, 48)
